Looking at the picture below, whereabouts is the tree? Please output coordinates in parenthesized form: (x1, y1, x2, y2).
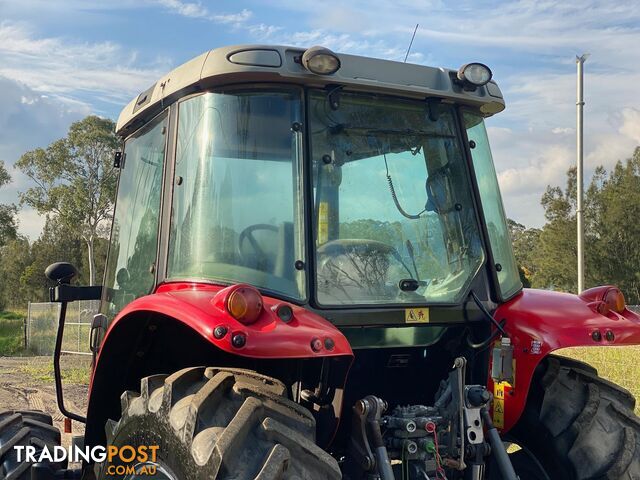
(16, 116, 118, 285)
(533, 167, 601, 292)
(21, 216, 87, 297)
(0, 161, 17, 247)
(589, 148, 640, 303)
(0, 236, 34, 309)
(508, 219, 541, 287)
(531, 151, 640, 303)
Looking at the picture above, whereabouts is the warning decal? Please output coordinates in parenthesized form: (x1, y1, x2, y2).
(493, 381, 506, 429)
(405, 308, 430, 323)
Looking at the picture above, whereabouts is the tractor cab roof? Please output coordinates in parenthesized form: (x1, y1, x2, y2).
(116, 44, 505, 137)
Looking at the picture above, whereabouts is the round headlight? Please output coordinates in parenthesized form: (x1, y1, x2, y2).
(457, 63, 492, 87)
(302, 46, 341, 75)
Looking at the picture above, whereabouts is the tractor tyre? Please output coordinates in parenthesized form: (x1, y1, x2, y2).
(96, 367, 342, 479)
(0, 410, 66, 479)
(510, 355, 640, 480)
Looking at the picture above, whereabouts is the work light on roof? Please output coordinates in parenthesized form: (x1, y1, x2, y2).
(457, 63, 492, 87)
(302, 46, 341, 75)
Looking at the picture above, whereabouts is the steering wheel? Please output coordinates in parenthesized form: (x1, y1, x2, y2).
(238, 224, 279, 267)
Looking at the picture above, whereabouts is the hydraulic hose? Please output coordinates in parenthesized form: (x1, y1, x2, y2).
(481, 408, 518, 480)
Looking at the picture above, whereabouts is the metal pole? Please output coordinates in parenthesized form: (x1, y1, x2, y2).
(576, 54, 588, 293)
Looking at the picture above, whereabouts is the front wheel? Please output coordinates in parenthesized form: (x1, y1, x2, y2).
(510, 355, 640, 480)
(0, 410, 66, 479)
(96, 367, 341, 479)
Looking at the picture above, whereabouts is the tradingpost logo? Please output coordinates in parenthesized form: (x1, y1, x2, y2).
(15, 444, 161, 475)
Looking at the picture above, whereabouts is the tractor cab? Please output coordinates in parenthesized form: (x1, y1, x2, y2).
(102, 46, 520, 324)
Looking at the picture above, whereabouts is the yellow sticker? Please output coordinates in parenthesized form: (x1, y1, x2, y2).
(318, 202, 329, 245)
(493, 381, 506, 429)
(405, 308, 430, 323)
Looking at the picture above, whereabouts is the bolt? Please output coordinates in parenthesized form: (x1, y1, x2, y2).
(311, 337, 323, 352)
(605, 330, 615, 342)
(324, 338, 335, 350)
(322, 154, 332, 164)
(213, 326, 228, 339)
(294, 260, 305, 271)
(469, 140, 477, 149)
(592, 330, 602, 342)
(231, 333, 246, 348)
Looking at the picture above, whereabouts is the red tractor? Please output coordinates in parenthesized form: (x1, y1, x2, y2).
(2, 45, 639, 480)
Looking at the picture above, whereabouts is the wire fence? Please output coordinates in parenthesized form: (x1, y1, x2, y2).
(26, 301, 100, 356)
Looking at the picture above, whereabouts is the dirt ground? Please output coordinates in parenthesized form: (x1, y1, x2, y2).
(0, 356, 89, 447)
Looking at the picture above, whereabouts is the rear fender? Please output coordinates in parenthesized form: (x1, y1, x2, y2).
(490, 287, 640, 432)
(85, 282, 353, 447)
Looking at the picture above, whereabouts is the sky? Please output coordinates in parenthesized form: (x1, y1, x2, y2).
(1, 0, 639, 239)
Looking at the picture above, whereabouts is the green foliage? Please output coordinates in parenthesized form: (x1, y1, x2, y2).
(15, 116, 118, 285)
(508, 219, 540, 287)
(0, 312, 25, 355)
(0, 161, 17, 249)
(339, 219, 403, 245)
(0, 236, 35, 309)
(590, 149, 640, 302)
(512, 147, 640, 303)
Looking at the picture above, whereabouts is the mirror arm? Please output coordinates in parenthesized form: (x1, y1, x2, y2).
(49, 285, 103, 303)
(51, 298, 87, 424)
(48, 281, 101, 425)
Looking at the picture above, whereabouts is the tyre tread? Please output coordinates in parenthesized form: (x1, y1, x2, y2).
(531, 356, 640, 479)
(102, 367, 341, 479)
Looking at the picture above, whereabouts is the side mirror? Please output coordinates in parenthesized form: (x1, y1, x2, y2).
(45, 262, 78, 285)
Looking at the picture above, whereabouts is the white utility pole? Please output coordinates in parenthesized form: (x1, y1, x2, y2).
(576, 54, 588, 293)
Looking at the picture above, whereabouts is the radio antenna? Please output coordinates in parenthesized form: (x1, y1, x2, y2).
(404, 24, 419, 63)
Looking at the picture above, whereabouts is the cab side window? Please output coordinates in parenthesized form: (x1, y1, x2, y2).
(102, 112, 167, 317)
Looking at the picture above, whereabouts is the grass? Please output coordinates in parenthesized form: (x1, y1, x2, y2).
(19, 356, 91, 385)
(556, 346, 640, 415)
(0, 311, 26, 355)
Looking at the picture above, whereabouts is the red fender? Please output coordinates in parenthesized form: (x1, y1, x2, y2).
(95, 282, 353, 363)
(489, 287, 640, 432)
(85, 282, 353, 447)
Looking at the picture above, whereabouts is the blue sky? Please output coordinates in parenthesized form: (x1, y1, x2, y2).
(1, 0, 639, 238)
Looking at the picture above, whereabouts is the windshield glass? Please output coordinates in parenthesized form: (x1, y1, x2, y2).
(464, 112, 521, 298)
(167, 90, 306, 300)
(309, 91, 485, 305)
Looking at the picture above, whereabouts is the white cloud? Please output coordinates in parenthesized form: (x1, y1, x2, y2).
(0, 76, 90, 239)
(15, 207, 47, 240)
(552, 127, 574, 135)
(0, 22, 169, 107)
(619, 108, 640, 144)
(154, 1, 252, 24)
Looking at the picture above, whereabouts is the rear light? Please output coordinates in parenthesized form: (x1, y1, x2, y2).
(601, 288, 626, 315)
(226, 286, 263, 324)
